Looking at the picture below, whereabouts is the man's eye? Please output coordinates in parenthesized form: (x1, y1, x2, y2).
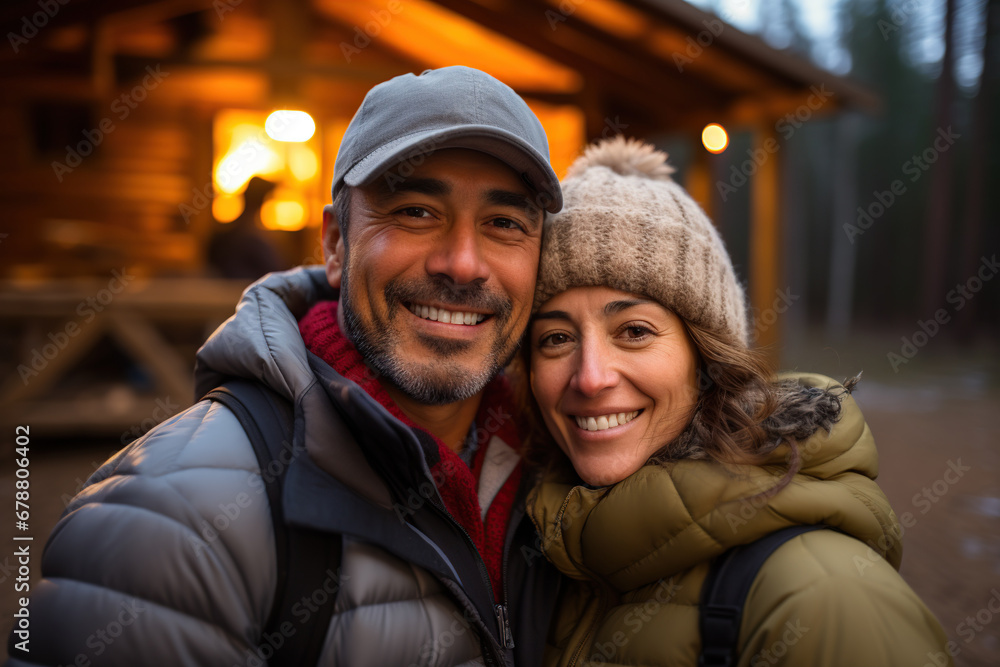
(399, 207, 430, 218)
(490, 217, 524, 232)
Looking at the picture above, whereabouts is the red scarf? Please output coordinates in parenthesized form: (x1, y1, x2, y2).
(298, 301, 522, 600)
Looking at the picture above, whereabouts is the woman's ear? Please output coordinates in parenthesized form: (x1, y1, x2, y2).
(322, 204, 344, 289)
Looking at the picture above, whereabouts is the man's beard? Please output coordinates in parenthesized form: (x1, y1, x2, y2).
(341, 268, 519, 405)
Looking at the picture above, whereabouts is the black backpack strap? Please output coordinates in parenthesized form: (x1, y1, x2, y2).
(203, 379, 293, 631)
(267, 526, 344, 665)
(204, 379, 342, 667)
(698, 524, 828, 667)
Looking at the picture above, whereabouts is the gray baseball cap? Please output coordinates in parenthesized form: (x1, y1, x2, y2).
(332, 66, 563, 213)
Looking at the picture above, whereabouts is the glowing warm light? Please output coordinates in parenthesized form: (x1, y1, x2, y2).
(528, 102, 586, 179)
(316, 0, 580, 92)
(702, 123, 729, 153)
(213, 109, 323, 230)
(266, 110, 316, 142)
(261, 189, 307, 231)
(214, 140, 281, 193)
(288, 145, 319, 181)
(212, 192, 243, 223)
(570, 0, 647, 39)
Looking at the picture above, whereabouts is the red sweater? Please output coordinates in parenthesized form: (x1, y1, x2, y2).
(298, 301, 522, 600)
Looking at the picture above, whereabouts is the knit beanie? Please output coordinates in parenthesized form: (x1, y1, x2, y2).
(534, 136, 749, 346)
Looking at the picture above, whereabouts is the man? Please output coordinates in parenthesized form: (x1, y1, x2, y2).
(7, 66, 563, 667)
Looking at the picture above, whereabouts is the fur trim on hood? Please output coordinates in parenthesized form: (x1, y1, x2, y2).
(663, 374, 858, 462)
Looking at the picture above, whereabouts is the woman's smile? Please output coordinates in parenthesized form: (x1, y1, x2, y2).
(571, 408, 642, 432)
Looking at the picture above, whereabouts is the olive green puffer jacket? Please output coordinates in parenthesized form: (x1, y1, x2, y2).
(528, 373, 951, 667)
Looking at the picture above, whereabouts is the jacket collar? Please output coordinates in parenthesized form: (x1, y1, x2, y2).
(194, 266, 333, 403)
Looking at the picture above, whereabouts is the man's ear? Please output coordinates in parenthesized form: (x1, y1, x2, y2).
(321, 204, 345, 289)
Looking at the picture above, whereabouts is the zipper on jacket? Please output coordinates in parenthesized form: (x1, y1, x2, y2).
(494, 603, 514, 649)
(497, 490, 526, 652)
(566, 584, 611, 667)
(427, 499, 510, 663)
(416, 453, 509, 664)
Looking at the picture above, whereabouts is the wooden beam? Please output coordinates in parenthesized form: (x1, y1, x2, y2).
(428, 0, 718, 126)
(749, 123, 781, 358)
(0, 395, 183, 437)
(673, 87, 839, 136)
(0, 315, 108, 404)
(0, 0, 208, 38)
(685, 144, 713, 219)
(107, 311, 194, 402)
(626, 0, 881, 112)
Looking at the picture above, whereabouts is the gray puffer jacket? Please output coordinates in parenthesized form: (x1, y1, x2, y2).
(7, 267, 560, 667)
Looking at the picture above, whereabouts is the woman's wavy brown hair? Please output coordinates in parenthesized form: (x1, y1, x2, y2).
(515, 318, 843, 497)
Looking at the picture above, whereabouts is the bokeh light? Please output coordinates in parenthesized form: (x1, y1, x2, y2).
(702, 123, 729, 153)
(265, 110, 316, 142)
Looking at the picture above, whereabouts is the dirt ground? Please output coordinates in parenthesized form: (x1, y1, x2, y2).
(1, 340, 998, 665)
(785, 334, 1000, 666)
(863, 388, 1000, 666)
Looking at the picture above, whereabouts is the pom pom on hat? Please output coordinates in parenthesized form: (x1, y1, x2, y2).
(534, 136, 750, 347)
(566, 135, 676, 181)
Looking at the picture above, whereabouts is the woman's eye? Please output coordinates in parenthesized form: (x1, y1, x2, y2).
(540, 332, 570, 347)
(622, 325, 651, 340)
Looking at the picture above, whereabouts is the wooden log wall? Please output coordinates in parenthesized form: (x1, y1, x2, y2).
(0, 93, 206, 279)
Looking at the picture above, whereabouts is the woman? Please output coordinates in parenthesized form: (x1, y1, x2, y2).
(523, 137, 951, 666)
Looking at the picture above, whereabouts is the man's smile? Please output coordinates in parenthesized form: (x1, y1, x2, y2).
(405, 301, 491, 326)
